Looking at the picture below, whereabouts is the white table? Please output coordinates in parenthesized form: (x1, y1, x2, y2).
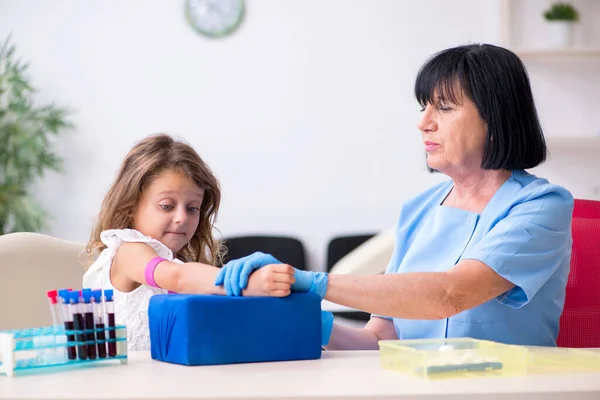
(2, 351, 600, 399)
(320, 300, 357, 313)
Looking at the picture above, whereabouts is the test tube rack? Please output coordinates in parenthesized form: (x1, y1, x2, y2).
(0, 325, 127, 377)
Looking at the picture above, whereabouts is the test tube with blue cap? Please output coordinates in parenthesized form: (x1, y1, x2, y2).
(92, 289, 107, 358)
(81, 289, 97, 359)
(69, 290, 88, 360)
(58, 289, 77, 360)
(104, 289, 117, 357)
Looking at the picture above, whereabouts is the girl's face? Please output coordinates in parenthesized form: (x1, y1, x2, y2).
(132, 169, 205, 253)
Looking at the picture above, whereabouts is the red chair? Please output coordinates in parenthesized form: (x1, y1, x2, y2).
(557, 199, 600, 348)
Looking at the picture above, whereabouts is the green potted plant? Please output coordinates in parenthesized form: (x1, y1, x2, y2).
(0, 36, 73, 235)
(543, 2, 580, 48)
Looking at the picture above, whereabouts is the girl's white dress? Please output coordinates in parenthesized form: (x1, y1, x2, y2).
(82, 229, 182, 350)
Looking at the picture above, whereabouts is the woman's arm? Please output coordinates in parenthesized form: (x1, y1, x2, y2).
(326, 317, 398, 350)
(111, 242, 294, 296)
(325, 259, 515, 320)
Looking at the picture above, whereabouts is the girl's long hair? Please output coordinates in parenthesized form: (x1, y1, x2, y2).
(85, 133, 223, 266)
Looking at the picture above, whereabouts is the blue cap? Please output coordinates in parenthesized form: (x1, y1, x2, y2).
(104, 289, 114, 301)
(69, 291, 80, 304)
(92, 289, 102, 303)
(81, 288, 92, 303)
(58, 289, 70, 303)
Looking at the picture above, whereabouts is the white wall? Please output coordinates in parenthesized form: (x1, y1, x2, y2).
(1, 0, 598, 271)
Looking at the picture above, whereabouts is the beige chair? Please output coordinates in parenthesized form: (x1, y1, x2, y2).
(0, 233, 86, 330)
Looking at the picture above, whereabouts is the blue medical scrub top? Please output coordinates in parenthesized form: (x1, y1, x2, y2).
(375, 170, 573, 346)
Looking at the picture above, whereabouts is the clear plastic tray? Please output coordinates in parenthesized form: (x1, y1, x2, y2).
(379, 338, 528, 379)
(379, 338, 600, 379)
(524, 345, 600, 374)
(0, 325, 127, 377)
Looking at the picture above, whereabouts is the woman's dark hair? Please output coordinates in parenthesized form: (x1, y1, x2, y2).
(415, 43, 547, 170)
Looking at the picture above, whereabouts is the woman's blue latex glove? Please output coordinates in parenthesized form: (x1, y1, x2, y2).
(321, 310, 334, 346)
(215, 251, 329, 299)
(214, 252, 282, 296)
(292, 269, 329, 300)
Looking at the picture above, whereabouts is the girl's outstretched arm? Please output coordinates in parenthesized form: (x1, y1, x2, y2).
(111, 242, 294, 296)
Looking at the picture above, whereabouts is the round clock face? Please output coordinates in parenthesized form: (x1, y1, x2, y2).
(185, 0, 245, 38)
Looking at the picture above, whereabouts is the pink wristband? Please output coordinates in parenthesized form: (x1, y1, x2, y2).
(145, 257, 167, 288)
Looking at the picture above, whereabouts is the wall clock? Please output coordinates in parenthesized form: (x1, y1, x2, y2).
(185, 0, 245, 38)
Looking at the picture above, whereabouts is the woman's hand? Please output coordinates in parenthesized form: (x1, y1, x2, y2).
(215, 251, 329, 299)
(321, 310, 334, 346)
(243, 263, 296, 297)
(215, 252, 282, 296)
(292, 269, 329, 300)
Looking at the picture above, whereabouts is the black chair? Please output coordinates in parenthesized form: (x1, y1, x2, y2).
(326, 234, 376, 322)
(221, 235, 307, 270)
(326, 234, 376, 272)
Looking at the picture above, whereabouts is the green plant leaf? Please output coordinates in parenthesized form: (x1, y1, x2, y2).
(543, 2, 579, 22)
(0, 35, 74, 235)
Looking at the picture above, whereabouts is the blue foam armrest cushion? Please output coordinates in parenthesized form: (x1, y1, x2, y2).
(148, 293, 322, 365)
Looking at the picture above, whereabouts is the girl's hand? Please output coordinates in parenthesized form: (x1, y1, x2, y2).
(215, 252, 282, 296)
(243, 263, 295, 297)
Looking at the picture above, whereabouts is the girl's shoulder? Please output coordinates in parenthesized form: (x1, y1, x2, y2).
(83, 229, 177, 288)
(100, 229, 174, 260)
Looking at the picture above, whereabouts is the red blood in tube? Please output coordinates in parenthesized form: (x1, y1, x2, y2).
(64, 321, 77, 360)
(96, 323, 107, 358)
(108, 313, 117, 357)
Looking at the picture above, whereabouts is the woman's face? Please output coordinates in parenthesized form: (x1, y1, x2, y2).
(417, 91, 487, 175)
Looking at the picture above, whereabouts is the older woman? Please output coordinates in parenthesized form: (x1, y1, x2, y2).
(217, 43, 573, 348)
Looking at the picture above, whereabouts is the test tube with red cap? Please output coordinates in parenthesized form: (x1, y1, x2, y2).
(104, 289, 117, 357)
(69, 291, 88, 360)
(46, 290, 63, 329)
(81, 289, 97, 359)
(58, 289, 77, 360)
(92, 289, 107, 358)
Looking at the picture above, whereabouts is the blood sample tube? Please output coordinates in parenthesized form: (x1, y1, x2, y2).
(81, 289, 97, 360)
(58, 289, 77, 361)
(92, 289, 107, 358)
(104, 289, 117, 357)
(70, 291, 88, 360)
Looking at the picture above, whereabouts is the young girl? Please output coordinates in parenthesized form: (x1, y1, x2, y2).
(83, 133, 295, 350)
